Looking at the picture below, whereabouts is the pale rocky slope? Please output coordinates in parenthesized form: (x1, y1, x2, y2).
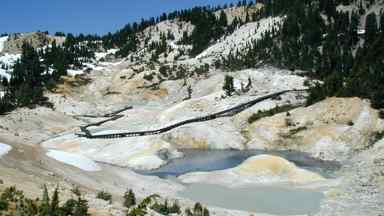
(244, 97, 384, 161)
(1, 63, 383, 216)
(40, 66, 309, 170)
(196, 16, 283, 60)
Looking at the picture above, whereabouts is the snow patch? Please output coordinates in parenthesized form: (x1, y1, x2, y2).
(0, 68, 11, 81)
(46, 150, 101, 172)
(0, 36, 8, 52)
(0, 143, 12, 157)
(95, 49, 118, 61)
(0, 53, 21, 80)
(67, 69, 84, 76)
(311, 138, 349, 161)
(0, 53, 21, 66)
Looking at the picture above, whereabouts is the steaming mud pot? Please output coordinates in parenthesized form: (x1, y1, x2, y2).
(140, 149, 340, 178)
(137, 150, 337, 215)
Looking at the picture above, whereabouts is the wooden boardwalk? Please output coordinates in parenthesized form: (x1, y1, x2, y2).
(77, 89, 306, 139)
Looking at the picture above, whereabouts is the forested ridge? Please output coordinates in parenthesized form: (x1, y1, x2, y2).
(219, 0, 384, 109)
(0, 0, 258, 114)
(101, 0, 260, 57)
(1, 0, 383, 115)
(81, 0, 384, 110)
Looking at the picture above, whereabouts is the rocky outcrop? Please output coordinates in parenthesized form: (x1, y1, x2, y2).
(214, 4, 264, 24)
(243, 97, 384, 161)
(1, 32, 64, 54)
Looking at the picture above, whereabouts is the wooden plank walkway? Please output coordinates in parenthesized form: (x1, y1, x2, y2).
(77, 89, 307, 139)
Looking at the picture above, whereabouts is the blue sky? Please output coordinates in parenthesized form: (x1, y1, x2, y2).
(1, 0, 241, 35)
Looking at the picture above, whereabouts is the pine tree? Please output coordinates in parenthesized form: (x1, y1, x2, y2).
(365, 12, 378, 44)
(380, 12, 384, 34)
(123, 189, 136, 209)
(218, 11, 228, 27)
(73, 196, 88, 216)
(49, 187, 59, 216)
(350, 12, 360, 45)
(193, 202, 203, 216)
(203, 207, 210, 216)
(185, 208, 193, 216)
(39, 185, 50, 216)
(223, 75, 235, 96)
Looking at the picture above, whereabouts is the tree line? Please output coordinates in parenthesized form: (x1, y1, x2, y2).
(0, 185, 209, 216)
(101, 0, 261, 57)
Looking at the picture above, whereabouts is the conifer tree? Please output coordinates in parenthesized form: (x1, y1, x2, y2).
(193, 202, 203, 216)
(218, 11, 228, 27)
(380, 12, 384, 34)
(365, 12, 378, 44)
(39, 185, 50, 216)
(49, 187, 59, 216)
(73, 194, 89, 216)
(123, 189, 136, 209)
(223, 75, 235, 96)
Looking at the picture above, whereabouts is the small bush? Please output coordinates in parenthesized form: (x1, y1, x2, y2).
(0, 199, 8, 211)
(151, 200, 181, 215)
(96, 190, 112, 203)
(374, 131, 384, 142)
(159, 65, 169, 77)
(143, 73, 154, 81)
(379, 110, 384, 119)
(248, 105, 300, 124)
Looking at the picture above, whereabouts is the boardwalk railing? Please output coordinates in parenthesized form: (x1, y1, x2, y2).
(77, 89, 307, 139)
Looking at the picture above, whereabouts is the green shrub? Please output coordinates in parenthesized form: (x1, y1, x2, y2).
(143, 73, 154, 81)
(0, 199, 8, 211)
(248, 105, 300, 124)
(150, 200, 181, 215)
(96, 191, 112, 203)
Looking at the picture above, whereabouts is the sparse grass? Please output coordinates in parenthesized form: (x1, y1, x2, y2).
(103, 91, 121, 96)
(67, 75, 92, 87)
(288, 126, 307, 136)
